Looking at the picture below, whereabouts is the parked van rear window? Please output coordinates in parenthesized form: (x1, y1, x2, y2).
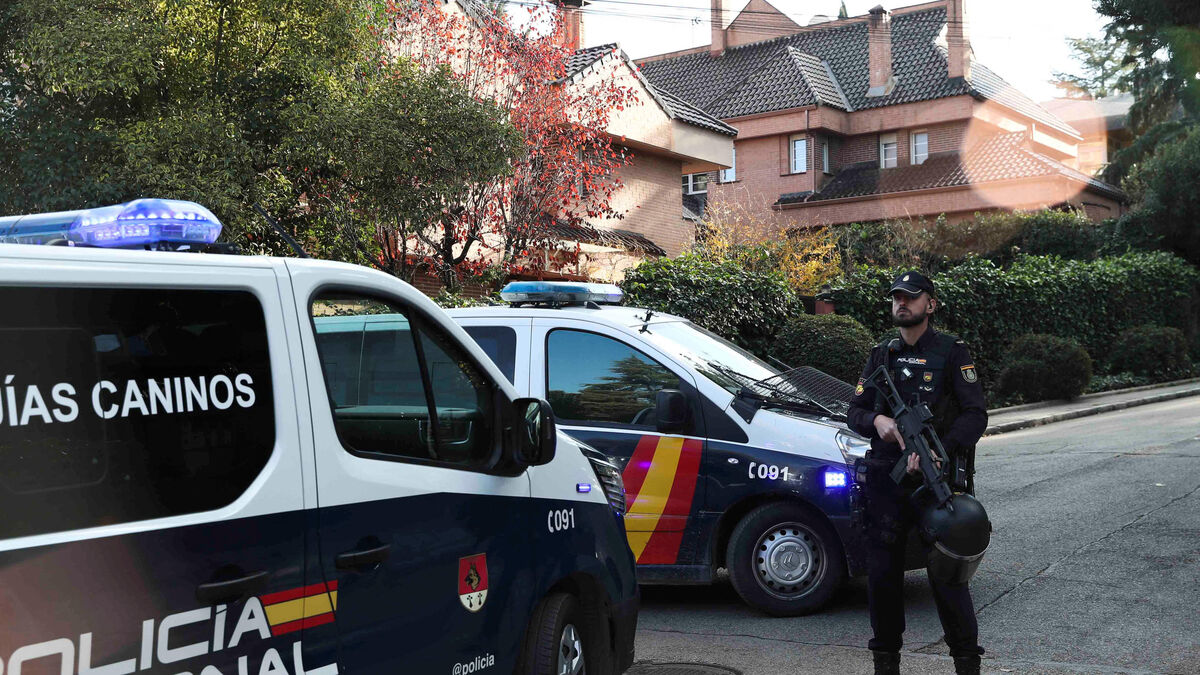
(0, 287, 275, 540)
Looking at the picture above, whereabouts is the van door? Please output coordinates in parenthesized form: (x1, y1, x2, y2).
(290, 280, 532, 674)
(530, 319, 705, 566)
(0, 256, 309, 674)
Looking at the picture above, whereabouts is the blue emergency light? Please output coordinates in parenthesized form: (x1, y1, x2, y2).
(0, 198, 223, 248)
(500, 281, 623, 306)
(824, 469, 847, 489)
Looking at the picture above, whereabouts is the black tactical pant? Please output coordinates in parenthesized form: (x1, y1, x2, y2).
(862, 458, 983, 657)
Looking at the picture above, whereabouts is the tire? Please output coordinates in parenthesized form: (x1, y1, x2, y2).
(517, 592, 598, 675)
(726, 501, 847, 616)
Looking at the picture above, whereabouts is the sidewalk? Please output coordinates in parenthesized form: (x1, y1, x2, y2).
(985, 377, 1200, 436)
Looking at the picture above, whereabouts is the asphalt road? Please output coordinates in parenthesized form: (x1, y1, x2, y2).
(628, 397, 1200, 675)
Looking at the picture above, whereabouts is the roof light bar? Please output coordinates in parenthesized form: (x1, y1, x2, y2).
(0, 198, 223, 248)
(500, 281, 624, 306)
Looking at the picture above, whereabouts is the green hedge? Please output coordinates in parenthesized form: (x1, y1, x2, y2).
(774, 314, 876, 384)
(829, 251, 1200, 388)
(1107, 325, 1193, 378)
(620, 253, 797, 356)
(997, 334, 1093, 402)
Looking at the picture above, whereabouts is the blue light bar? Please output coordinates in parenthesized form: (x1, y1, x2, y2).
(576, 483, 593, 493)
(500, 281, 623, 305)
(0, 199, 223, 248)
(824, 469, 847, 489)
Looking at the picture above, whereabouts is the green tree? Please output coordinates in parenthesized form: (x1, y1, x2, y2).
(1117, 125, 1200, 266)
(1051, 36, 1135, 99)
(0, 0, 519, 281)
(1094, 0, 1200, 182)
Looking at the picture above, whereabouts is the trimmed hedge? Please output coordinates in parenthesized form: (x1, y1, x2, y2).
(1107, 325, 1193, 378)
(774, 314, 876, 384)
(997, 334, 1093, 402)
(620, 253, 797, 356)
(829, 251, 1200, 389)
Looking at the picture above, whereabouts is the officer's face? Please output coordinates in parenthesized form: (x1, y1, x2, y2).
(891, 291, 934, 327)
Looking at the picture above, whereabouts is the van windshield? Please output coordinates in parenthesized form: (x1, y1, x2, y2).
(640, 321, 780, 395)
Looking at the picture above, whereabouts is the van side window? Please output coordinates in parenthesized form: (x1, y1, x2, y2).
(311, 294, 496, 467)
(462, 326, 517, 384)
(546, 329, 680, 428)
(0, 286, 275, 540)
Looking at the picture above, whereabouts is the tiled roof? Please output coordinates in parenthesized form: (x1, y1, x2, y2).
(539, 218, 667, 256)
(639, 7, 1079, 138)
(778, 132, 1123, 205)
(682, 193, 707, 221)
(564, 43, 737, 137)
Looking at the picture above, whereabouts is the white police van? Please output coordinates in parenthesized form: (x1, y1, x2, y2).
(449, 282, 873, 616)
(0, 201, 637, 674)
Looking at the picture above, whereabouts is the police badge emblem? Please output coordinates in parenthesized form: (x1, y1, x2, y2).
(961, 365, 977, 383)
(855, 379, 865, 396)
(459, 553, 489, 612)
(923, 371, 933, 383)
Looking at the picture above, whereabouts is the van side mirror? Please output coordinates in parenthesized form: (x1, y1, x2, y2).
(655, 389, 689, 434)
(512, 398, 556, 466)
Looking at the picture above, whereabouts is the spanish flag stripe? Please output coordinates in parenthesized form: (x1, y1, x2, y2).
(271, 612, 336, 637)
(620, 435, 660, 506)
(264, 590, 337, 627)
(661, 438, 703, 518)
(260, 580, 335, 606)
(636, 529, 685, 565)
(625, 437, 684, 559)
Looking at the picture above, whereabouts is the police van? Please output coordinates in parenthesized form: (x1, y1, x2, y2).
(449, 282, 873, 616)
(0, 200, 637, 674)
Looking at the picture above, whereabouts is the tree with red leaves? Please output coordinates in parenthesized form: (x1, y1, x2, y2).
(383, 0, 638, 288)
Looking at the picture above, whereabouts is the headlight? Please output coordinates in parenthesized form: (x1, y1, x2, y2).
(835, 430, 870, 464)
(579, 444, 627, 516)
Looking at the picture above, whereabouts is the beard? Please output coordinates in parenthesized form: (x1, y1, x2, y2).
(892, 309, 926, 327)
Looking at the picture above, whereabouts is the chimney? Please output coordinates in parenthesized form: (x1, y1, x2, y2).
(711, 0, 726, 57)
(560, 0, 585, 52)
(866, 5, 895, 97)
(946, 0, 972, 80)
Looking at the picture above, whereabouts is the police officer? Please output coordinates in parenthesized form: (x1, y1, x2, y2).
(848, 271, 988, 675)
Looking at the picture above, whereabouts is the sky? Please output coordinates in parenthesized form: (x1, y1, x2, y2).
(570, 0, 1109, 104)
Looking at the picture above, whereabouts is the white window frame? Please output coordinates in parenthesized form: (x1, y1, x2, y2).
(822, 142, 831, 174)
(879, 133, 898, 169)
(720, 147, 737, 183)
(682, 172, 708, 195)
(790, 136, 808, 174)
(910, 130, 929, 165)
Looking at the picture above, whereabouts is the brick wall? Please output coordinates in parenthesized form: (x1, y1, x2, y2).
(599, 151, 695, 257)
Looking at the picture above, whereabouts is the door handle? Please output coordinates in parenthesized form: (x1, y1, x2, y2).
(335, 543, 391, 571)
(196, 569, 269, 605)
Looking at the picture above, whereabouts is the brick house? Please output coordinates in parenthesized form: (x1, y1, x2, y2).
(1041, 94, 1134, 178)
(636, 0, 1127, 232)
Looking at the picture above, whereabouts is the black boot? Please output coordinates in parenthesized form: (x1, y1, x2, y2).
(872, 650, 900, 675)
(953, 654, 980, 675)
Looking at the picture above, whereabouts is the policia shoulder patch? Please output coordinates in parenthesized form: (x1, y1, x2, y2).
(960, 364, 978, 383)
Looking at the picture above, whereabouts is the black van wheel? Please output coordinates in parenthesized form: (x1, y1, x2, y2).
(518, 592, 596, 675)
(726, 502, 846, 616)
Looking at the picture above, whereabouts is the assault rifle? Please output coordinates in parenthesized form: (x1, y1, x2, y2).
(864, 365, 954, 506)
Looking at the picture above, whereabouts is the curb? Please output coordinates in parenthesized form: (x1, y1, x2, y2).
(984, 385, 1200, 436)
(988, 376, 1200, 416)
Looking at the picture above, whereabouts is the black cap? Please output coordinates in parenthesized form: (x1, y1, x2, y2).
(888, 270, 935, 297)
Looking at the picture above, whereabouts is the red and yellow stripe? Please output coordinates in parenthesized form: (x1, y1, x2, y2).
(260, 580, 338, 635)
(621, 435, 703, 564)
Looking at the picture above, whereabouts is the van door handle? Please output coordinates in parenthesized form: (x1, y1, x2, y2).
(196, 570, 269, 605)
(335, 543, 391, 571)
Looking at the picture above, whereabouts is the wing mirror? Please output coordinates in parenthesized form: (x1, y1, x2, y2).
(655, 389, 689, 434)
(512, 398, 556, 466)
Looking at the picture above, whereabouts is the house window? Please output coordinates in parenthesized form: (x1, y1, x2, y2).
(879, 133, 898, 169)
(790, 136, 808, 174)
(682, 173, 708, 195)
(822, 142, 831, 174)
(911, 131, 929, 165)
(720, 147, 737, 183)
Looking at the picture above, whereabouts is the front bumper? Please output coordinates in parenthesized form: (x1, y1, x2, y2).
(611, 588, 639, 673)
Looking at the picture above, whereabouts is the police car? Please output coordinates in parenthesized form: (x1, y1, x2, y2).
(0, 200, 637, 674)
(449, 282, 873, 616)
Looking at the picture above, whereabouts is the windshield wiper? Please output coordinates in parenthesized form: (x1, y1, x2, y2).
(705, 361, 833, 422)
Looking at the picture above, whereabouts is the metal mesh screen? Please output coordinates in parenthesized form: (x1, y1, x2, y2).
(750, 366, 854, 417)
